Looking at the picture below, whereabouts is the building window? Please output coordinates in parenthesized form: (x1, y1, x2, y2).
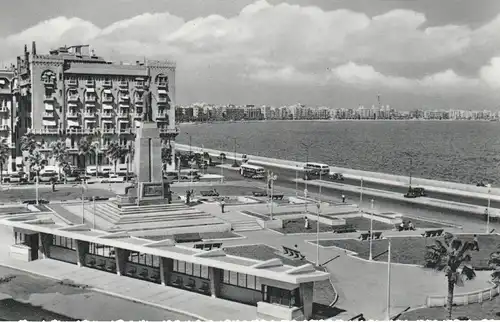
(264, 286, 301, 308)
(173, 260, 209, 279)
(89, 243, 114, 258)
(221, 270, 261, 290)
(127, 252, 160, 268)
(14, 232, 26, 245)
(52, 235, 76, 250)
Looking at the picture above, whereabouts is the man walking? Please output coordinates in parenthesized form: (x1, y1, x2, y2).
(342, 194, 346, 203)
(221, 199, 226, 213)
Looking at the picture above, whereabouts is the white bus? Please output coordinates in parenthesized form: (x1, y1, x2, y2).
(240, 164, 265, 179)
(304, 162, 330, 175)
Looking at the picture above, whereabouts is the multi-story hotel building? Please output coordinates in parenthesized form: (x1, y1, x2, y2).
(0, 68, 16, 172)
(14, 42, 178, 172)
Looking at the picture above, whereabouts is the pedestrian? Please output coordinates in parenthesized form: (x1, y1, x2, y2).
(342, 194, 346, 203)
(473, 234, 480, 251)
(221, 199, 226, 213)
(304, 217, 310, 229)
(399, 222, 405, 231)
(408, 221, 415, 231)
(51, 181, 56, 192)
(186, 190, 191, 204)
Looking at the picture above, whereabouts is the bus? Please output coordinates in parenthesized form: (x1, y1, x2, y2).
(240, 164, 265, 179)
(304, 162, 330, 175)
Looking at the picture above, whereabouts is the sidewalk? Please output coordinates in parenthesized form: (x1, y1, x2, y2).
(0, 256, 258, 321)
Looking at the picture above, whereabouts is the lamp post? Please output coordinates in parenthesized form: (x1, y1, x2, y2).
(487, 183, 491, 233)
(316, 202, 321, 266)
(360, 178, 364, 205)
(81, 184, 85, 224)
(386, 237, 392, 321)
(186, 132, 192, 157)
(319, 171, 322, 202)
(92, 196, 96, 229)
(269, 173, 278, 220)
(404, 152, 414, 189)
(369, 199, 374, 261)
(295, 166, 298, 196)
(233, 138, 238, 167)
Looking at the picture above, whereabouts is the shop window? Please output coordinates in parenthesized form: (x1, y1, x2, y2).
(89, 243, 114, 258)
(52, 235, 76, 250)
(14, 232, 26, 245)
(264, 286, 301, 308)
(221, 270, 261, 291)
(173, 260, 209, 279)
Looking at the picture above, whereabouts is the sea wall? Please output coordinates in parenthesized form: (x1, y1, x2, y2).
(176, 144, 500, 198)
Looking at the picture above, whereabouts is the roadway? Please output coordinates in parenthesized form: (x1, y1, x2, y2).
(206, 164, 498, 232)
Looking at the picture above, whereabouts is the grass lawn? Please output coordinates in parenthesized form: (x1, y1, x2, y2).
(272, 218, 332, 234)
(316, 234, 500, 268)
(200, 231, 242, 240)
(0, 207, 31, 215)
(0, 187, 116, 203)
(401, 217, 453, 229)
(170, 185, 260, 197)
(223, 244, 339, 318)
(240, 210, 269, 221)
(344, 217, 394, 231)
(399, 296, 500, 320)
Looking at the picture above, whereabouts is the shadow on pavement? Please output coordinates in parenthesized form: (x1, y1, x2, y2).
(312, 302, 346, 319)
(0, 298, 76, 321)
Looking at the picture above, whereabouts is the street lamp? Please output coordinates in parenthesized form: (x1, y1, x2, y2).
(486, 183, 491, 233)
(403, 152, 415, 190)
(232, 138, 238, 167)
(92, 196, 96, 229)
(186, 132, 192, 157)
(268, 172, 278, 220)
(295, 165, 298, 196)
(360, 178, 364, 205)
(81, 183, 85, 224)
(369, 199, 374, 261)
(385, 237, 392, 321)
(316, 202, 321, 266)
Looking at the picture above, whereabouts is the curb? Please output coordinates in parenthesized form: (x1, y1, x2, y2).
(0, 263, 207, 321)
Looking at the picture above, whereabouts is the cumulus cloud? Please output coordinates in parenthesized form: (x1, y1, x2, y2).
(1, 0, 500, 101)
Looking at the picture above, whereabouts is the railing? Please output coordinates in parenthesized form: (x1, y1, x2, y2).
(42, 79, 54, 87)
(157, 113, 167, 119)
(43, 95, 54, 102)
(67, 95, 79, 102)
(85, 96, 97, 102)
(101, 113, 113, 118)
(132, 112, 143, 119)
(158, 127, 179, 135)
(426, 284, 500, 307)
(42, 112, 54, 119)
(119, 128, 131, 134)
(158, 96, 168, 103)
(102, 95, 113, 103)
(0, 106, 8, 113)
(67, 79, 78, 86)
(117, 112, 128, 118)
(0, 125, 9, 131)
(85, 80, 95, 87)
(119, 81, 128, 88)
(103, 80, 112, 87)
(84, 112, 95, 118)
(66, 112, 79, 118)
(158, 81, 168, 88)
(27, 128, 60, 134)
(102, 128, 115, 134)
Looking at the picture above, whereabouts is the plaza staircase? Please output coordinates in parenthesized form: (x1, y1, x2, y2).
(215, 211, 263, 232)
(89, 200, 231, 234)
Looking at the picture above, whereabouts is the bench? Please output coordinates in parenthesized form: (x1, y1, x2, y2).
(252, 191, 267, 197)
(106, 262, 116, 271)
(127, 266, 137, 275)
(185, 278, 196, 290)
(332, 224, 357, 234)
(282, 246, 306, 260)
(395, 224, 416, 232)
(150, 272, 160, 282)
(193, 242, 223, 251)
(199, 281, 210, 293)
(86, 257, 96, 267)
(422, 229, 444, 238)
(139, 268, 149, 278)
(171, 276, 183, 287)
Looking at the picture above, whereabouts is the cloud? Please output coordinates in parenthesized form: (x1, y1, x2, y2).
(1, 0, 500, 104)
(480, 57, 500, 88)
(329, 62, 479, 91)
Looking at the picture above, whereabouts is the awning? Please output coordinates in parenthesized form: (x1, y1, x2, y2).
(102, 120, 113, 123)
(42, 120, 56, 126)
(85, 120, 96, 124)
(158, 89, 167, 95)
(67, 120, 79, 127)
(119, 119, 129, 123)
(0, 79, 5, 85)
(44, 103, 54, 111)
(102, 104, 113, 110)
(86, 88, 95, 94)
(120, 95, 130, 100)
(103, 89, 112, 94)
(119, 102, 129, 106)
(67, 102, 77, 107)
(119, 88, 129, 92)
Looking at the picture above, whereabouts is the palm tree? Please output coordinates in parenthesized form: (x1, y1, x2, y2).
(488, 246, 500, 284)
(125, 144, 134, 180)
(50, 140, 69, 181)
(0, 138, 9, 184)
(424, 232, 477, 319)
(78, 136, 96, 179)
(20, 133, 39, 181)
(105, 141, 127, 174)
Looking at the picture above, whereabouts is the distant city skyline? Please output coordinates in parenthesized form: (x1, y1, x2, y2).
(0, 0, 500, 109)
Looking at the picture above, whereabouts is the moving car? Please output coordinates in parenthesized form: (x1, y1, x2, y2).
(404, 187, 427, 198)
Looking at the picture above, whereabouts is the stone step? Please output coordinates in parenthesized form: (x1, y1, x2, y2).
(118, 218, 228, 232)
(231, 220, 262, 232)
(117, 214, 214, 225)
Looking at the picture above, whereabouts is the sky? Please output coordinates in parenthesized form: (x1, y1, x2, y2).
(1, 0, 500, 110)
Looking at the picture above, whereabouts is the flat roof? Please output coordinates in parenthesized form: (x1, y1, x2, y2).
(65, 63, 148, 77)
(2, 218, 329, 285)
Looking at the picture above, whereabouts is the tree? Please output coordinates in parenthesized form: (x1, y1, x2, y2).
(20, 133, 39, 181)
(105, 141, 127, 174)
(488, 246, 500, 284)
(124, 144, 134, 180)
(161, 143, 172, 166)
(50, 140, 69, 181)
(0, 138, 9, 184)
(424, 233, 477, 320)
(78, 136, 96, 178)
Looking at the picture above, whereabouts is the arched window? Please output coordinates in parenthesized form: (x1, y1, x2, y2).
(0, 78, 9, 89)
(40, 70, 56, 83)
(155, 74, 168, 86)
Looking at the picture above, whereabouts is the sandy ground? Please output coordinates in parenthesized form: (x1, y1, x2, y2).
(0, 266, 194, 321)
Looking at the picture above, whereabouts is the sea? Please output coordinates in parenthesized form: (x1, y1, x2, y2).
(177, 120, 500, 185)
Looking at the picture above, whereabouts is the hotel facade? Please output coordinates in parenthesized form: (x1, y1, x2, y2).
(9, 42, 178, 173)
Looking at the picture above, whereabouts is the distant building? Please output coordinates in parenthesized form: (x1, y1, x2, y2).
(0, 68, 15, 172)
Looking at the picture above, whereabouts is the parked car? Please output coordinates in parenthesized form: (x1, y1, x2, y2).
(22, 199, 49, 205)
(329, 172, 344, 181)
(164, 171, 179, 182)
(404, 187, 427, 198)
(103, 174, 125, 183)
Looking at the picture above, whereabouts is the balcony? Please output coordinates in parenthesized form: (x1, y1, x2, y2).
(134, 96, 144, 104)
(119, 127, 131, 134)
(156, 112, 167, 119)
(66, 112, 79, 119)
(85, 95, 97, 103)
(101, 112, 113, 118)
(117, 111, 128, 118)
(0, 125, 9, 132)
(42, 79, 55, 88)
(84, 112, 95, 118)
(118, 94, 130, 103)
(102, 95, 113, 103)
(27, 128, 60, 135)
(132, 112, 143, 119)
(42, 112, 55, 119)
(67, 79, 78, 87)
(0, 106, 8, 113)
(158, 81, 168, 88)
(68, 94, 79, 102)
(135, 81, 145, 89)
(43, 95, 54, 102)
(103, 80, 112, 88)
(118, 81, 128, 88)
(102, 128, 115, 134)
(85, 79, 95, 87)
